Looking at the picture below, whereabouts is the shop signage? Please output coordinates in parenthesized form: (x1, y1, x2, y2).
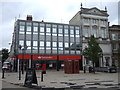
(38, 56, 52, 59)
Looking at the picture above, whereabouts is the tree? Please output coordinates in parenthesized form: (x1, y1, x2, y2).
(83, 35, 102, 73)
(2, 48, 9, 65)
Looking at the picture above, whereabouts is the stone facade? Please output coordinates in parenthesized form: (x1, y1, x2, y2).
(69, 5, 112, 69)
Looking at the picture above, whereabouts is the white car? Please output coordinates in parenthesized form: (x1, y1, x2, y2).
(2, 62, 11, 70)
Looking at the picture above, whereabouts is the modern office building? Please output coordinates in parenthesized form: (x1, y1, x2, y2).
(109, 25, 120, 67)
(10, 15, 82, 71)
(69, 4, 112, 69)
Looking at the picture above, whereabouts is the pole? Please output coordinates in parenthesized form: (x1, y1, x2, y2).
(41, 71, 43, 82)
(18, 59, 21, 80)
(22, 49, 24, 74)
(2, 69, 5, 79)
(57, 55, 59, 71)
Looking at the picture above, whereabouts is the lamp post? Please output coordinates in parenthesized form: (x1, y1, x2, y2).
(21, 45, 27, 74)
(18, 45, 22, 80)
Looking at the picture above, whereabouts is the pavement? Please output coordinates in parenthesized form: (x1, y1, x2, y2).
(1, 70, 120, 89)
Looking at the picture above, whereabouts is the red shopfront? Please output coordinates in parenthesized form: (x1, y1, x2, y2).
(18, 55, 81, 71)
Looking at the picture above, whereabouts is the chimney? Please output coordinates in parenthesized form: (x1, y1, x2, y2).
(26, 15, 32, 21)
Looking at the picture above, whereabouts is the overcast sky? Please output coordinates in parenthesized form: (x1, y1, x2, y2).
(0, 0, 119, 50)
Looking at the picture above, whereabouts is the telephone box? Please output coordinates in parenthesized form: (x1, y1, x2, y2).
(64, 59, 79, 74)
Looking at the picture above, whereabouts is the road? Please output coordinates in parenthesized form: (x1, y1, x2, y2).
(2, 80, 35, 90)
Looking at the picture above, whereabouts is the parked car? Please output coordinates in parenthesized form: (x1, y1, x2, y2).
(2, 62, 11, 70)
(95, 66, 117, 73)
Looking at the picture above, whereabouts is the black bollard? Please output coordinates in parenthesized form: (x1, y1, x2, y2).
(2, 69, 5, 79)
(41, 71, 43, 82)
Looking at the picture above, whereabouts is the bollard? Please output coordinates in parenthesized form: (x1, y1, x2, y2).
(2, 69, 5, 79)
(41, 71, 43, 82)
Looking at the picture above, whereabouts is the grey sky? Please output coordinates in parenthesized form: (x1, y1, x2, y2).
(0, 0, 119, 50)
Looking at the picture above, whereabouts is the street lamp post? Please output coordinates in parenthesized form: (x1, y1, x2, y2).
(22, 48, 25, 74)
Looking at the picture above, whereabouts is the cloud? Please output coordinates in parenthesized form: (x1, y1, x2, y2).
(0, 0, 119, 50)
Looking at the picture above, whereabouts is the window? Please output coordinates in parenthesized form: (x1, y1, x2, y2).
(52, 28, 57, 33)
(59, 42, 63, 47)
(19, 22, 25, 25)
(26, 41, 31, 46)
(64, 29, 68, 34)
(46, 28, 51, 33)
(40, 27, 44, 32)
(118, 34, 120, 40)
(83, 27, 89, 37)
(20, 26, 24, 31)
(26, 32, 31, 34)
(70, 30, 74, 34)
(65, 43, 69, 47)
(19, 40, 24, 46)
(58, 28, 62, 34)
(100, 28, 106, 38)
(92, 19, 98, 24)
(112, 43, 117, 50)
(92, 27, 97, 37)
(40, 41, 44, 46)
(27, 26, 31, 31)
(33, 26, 38, 32)
(76, 30, 79, 35)
(112, 34, 117, 40)
(33, 41, 38, 46)
(46, 42, 51, 47)
(53, 42, 57, 47)
(84, 18, 89, 23)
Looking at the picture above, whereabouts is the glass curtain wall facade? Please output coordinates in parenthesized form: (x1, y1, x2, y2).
(17, 20, 81, 55)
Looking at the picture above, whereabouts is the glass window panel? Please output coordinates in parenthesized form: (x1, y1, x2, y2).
(46, 42, 51, 47)
(33, 26, 38, 32)
(92, 27, 97, 37)
(64, 29, 68, 34)
(59, 42, 63, 47)
(65, 43, 69, 47)
(27, 26, 31, 31)
(40, 23, 44, 26)
(83, 27, 89, 37)
(76, 30, 79, 34)
(27, 47, 31, 49)
(53, 42, 57, 47)
(58, 25, 63, 28)
(112, 34, 116, 40)
(27, 22, 31, 26)
(75, 35, 79, 37)
(33, 41, 38, 46)
(40, 41, 44, 46)
(26, 41, 31, 46)
(26, 32, 31, 34)
(52, 28, 57, 33)
(46, 28, 51, 33)
(20, 26, 24, 31)
(75, 26, 80, 29)
(19, 22, 25, 25)
(64, 25, 68, 28)
(40, 27, 44, 32)
(19, 32, 24, 34)
(33, 23, 38, 26)
(118, 34, 120, 40)
(52, 24, 57, 27)
(19, 40, 24, 46)
(70, 26, 74, 29)
(70, 30, 74, 34)
(46, 24, 51, 27)
(58, 28, 62, 33)
(33, 47, 38, 49)
(40, 47, 44, 49)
